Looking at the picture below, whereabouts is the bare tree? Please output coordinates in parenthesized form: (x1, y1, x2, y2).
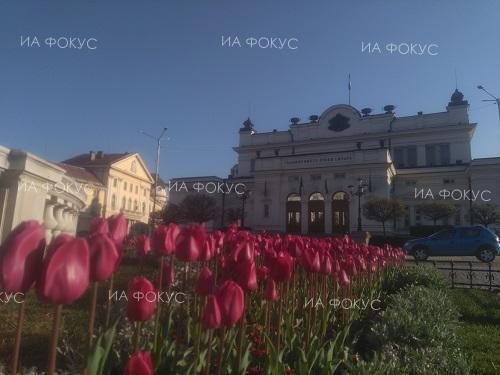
(471, 204, 498, 227)
(363, 197, 405, 236)
(418, 202, 457, 226)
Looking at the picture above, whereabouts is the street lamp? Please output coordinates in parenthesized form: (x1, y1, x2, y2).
(140, 127, 168, 226)
(348, 178, 368, 231)
(240, 189, 250, 228)
(477, 85, 500, 123)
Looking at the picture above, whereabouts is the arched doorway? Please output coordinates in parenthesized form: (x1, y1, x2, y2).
(308, 192, 325, 234)
(332, 191, 349, 234)
(286, 193, 301, 233)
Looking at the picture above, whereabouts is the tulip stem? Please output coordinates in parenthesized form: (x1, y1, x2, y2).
(216, 327, 226, 375)
(154, 255, 165, 351)
(204, 329, 214, 375)
(105, 273, 115, 328)
(237, 297, 246, 372)
(133, 321, 143, 352)
(11, 297, 26, 375)
(86, 281, 99, 355)
(47, 304, 62, 375)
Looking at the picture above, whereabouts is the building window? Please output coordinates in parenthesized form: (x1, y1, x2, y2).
(134, 199, 138, 211)
(415, 207, 421, 225)
(356, 142, 362, 150)
(135, 185, 138, 194)
(142, 202, 146, 213)
(404, 206, 410, 228)
(128, 198, 132, 210)
(122, 197, 126, 209)
(111, 194, 116, 209)
(123, 181, 127, 190)
(393, 146, 417, 168)
(426, 143, 450, 166)
(264, 204, 269, 218)
(443, 178, 455, 184)
(130, 183, 133, 192)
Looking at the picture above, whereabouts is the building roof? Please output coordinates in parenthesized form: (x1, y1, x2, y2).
(57, 163, 104, 186)
(62, 151, 130, 167)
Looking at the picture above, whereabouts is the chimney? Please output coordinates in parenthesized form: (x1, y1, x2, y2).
(89, 151, 96, 160)
(96, 151, 103, 159)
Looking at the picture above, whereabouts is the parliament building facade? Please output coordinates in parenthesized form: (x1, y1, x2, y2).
(170, 90, 500, 235)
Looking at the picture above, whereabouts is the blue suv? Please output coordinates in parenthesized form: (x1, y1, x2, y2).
(404, 226, 500, 262)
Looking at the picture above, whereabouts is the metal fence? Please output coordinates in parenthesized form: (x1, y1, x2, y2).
(409, 259, 500, 291)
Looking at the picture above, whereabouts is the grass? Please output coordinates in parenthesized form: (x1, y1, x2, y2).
(448, 288, 500, 375)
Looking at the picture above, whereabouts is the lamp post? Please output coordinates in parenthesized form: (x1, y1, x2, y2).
(477, 85, 500, 123)
(140, 127, 168, 227)
(240, 189, 250, 228)
(348, 178, 368, 231)
(220, 178, 227, 229)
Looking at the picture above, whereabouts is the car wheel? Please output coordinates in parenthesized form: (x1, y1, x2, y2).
(413, 246, 428, 261)
(477, 247, 496, 263)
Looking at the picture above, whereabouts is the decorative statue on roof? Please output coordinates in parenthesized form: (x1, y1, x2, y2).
(448, 89, 469, 107)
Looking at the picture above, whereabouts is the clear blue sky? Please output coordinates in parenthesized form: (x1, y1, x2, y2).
(1, 0, 499, 180)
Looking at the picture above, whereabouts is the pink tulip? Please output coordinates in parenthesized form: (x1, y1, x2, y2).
(201, 295, 221, 329)
(270, 252, 293, 283)
(216, 280, 245, 326)
(152, 223, 180, 255)
(126, 276, 157, 322)
(124, 351, 154, 375)
(0, 220, 45, 293)
(264, 278, 279, 301)
(196, 266, 214, 296)
(175, 224, 205, 262)
(135, 235, 151, 257)
(199, 236, 215, 262)
(87, 233, 120, 282)
(233, 260, 257, 292)
(108, 213, 127, 248)
(89, 218, 109, 235)
(37, 236, 90, 305)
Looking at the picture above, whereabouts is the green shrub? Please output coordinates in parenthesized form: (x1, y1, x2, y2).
(383, 264, 447, 294)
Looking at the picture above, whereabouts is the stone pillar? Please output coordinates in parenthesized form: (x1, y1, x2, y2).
(43, 200, 58, 244)
(53, 203, 66, 238)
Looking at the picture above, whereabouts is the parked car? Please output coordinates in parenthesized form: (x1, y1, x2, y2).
(404, 225, 500, 262)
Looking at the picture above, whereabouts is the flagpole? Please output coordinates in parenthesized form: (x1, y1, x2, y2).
(348, 73, 351, 105)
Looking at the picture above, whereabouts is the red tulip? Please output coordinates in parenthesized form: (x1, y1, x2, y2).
(175, 224, 205, 262)
(108, 213, 127, 248)
(124, 351, 154, 375)
(126, 276, 157, 322)
(160, 260, 175, 288)
(199, 236, 215, 262)
(304, 248, 320, 273)
(152, 224, 180, 255)
(216, 280, 244, 326)
(135, 235, 151, 257)
(233, 260, 257, 292)
(256, 266, 269, 281)
(321, 254, 333, 275)
(196, 266, 214, 296)
(264, 278, 279, 301)
(231, 241, 254, 262)
(0, 220, 45, 293)
(270, 252, 293, 283)
(87, 233, 120, 282)
(201, 295, 221, 329)
(37, 236, 90, 304)
(339, 269, 350, 286)
(89, 218, 109, 235)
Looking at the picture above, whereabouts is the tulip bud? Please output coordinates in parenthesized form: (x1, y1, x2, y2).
(175, 224, 205, 262)
(270, 253, 293, 283)
(152, 223, 180, 255)
(135, 235, 151, 258)
(256, 266, 269, 281)
(339, 269, 350, 286)
(0, 220, 45, 293)
(201, 295, 221, 329)
(126, 276, 157, 322)
(199, 236, 215, 262)
(216, 280, 245, 327)
(233, 260, 257, 292)
(196, 266, 214, 296)
(124, 351, 154, 375)
(108, 213, 127, 248)
(264, 278, 279, 301)
(87, 233, 120, 282)
(89, 218, 109, 236)
(37, 236, 90, 305)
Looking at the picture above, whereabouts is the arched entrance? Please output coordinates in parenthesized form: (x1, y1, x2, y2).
(308, 192, 325, 234)
(332, 191, 350, 234)
(286, 193, 301, 233)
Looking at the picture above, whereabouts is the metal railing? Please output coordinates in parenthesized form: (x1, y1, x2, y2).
(409, 259, 500, 290)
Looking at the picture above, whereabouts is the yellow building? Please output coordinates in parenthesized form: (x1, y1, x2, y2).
(61, 151, 154, 232)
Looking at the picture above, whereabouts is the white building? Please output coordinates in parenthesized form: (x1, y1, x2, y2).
(173, 90, 500, 235)
(0, 146, 87, 242)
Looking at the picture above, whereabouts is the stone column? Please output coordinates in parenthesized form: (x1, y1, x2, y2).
(53, 203, 66, 238)
(43, 200, 58, 244)
(300, 197, 308, 234)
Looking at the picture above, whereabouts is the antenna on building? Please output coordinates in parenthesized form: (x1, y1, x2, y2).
(348, 73, 352, 105)
(454, 68, 458, 90)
